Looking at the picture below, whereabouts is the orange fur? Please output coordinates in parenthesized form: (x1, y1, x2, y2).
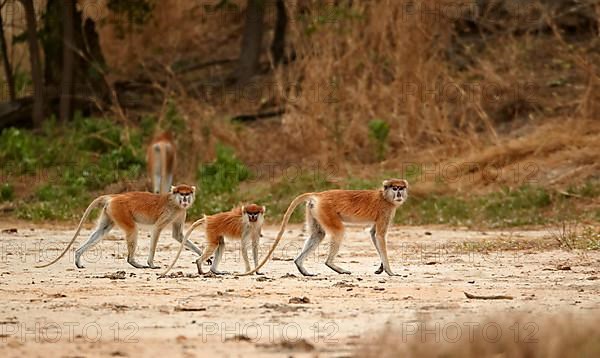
(161, 204, 266, 277)
(36, 184, 199, 269)
(241, 179, 408, 276)
(205, 207, 244, 243)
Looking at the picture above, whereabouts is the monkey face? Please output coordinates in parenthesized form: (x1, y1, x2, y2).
(170, 185, 196, 209)
(383, 179, 408, 205)
(247, 212, 260, 222)
(243, 204, 266, 223)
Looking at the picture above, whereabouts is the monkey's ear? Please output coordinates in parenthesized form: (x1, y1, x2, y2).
(382, 180, 391, 188)
(170, 185, 176, 193)
(191, 186, 196, 193)
(262, 206, 266, 214)
(241, 205, 245, 213)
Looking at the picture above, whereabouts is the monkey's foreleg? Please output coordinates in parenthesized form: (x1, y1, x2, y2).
(241, 234, 252, 273)
(126, 230, 148, 268)
(375, 234, 400, 276)
(147, 229, 163, 269)
(251, 235, 263, 275)
(325, 233, 351, 275)
(370, 225, 384, 274)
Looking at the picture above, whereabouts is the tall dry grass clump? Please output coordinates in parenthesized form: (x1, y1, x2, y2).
(276, 0, 494, 162)
(93, 0, 599, 187)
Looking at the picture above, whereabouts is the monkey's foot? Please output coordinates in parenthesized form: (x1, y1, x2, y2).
(374, 263, 384, 274)
(294, 261, 317, 276)
(195, 260, 205, 275)
(326, 262, 351, 275)
(148, 264, 161, 269)
(296, 266, 318, 277)
(128, 260, 149, 269)
(385, 270, 402, 276)
(255, 271, 265, 275)
(75, 262, 85, 269)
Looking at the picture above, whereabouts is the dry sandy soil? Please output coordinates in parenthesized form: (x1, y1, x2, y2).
(1, 223, 599, 357)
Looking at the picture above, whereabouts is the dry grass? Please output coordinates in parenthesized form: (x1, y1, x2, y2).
(357, 313, 600, 357)
(549, 220, 580, 250)
(46, 1, 600, 194)
(97, 1, 598, 188)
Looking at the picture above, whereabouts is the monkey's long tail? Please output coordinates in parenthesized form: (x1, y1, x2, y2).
(160, 216, 206, 277)
(35, 195, 110, 268)
(237, 193, 314, 276)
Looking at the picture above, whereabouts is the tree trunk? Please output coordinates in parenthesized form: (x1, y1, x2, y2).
(43, 0, 109, 118)
(270, 0, 287, 66)
(43, 0, 62, 98)
(231, 0, 266, 83)
(20, 0, 44, 126)
(60, 0, 75, 122)
(0, 9, 15, 101)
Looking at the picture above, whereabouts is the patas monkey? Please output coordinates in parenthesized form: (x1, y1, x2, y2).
(161, 204, 266, 277)
(146, 131, 175, 194)
(241, 179, 408, 277)
(35, 185, 202, 269)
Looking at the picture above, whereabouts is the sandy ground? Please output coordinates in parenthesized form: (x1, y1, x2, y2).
(1, 223, 599, 357)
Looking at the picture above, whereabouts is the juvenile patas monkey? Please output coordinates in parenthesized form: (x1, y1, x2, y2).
(161, 204, 266, 277)
(146, 131, 175, 194)
(241, 179, 408, 277)
(35, 185, 202, 269)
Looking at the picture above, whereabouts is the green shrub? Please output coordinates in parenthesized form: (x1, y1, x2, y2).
(198, 144, 251, 194)
(0, 183, 14, 202)
(368, 119, 390, 161)
(190, 144, 252, 216)
(2, 117, 145, 220)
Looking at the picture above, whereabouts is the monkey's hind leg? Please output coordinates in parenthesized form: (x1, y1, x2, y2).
(294, 214, 325, 276)
(210, 237, 228, 275)
(74, 212, 114, 269)
(195, 237, 219, 275)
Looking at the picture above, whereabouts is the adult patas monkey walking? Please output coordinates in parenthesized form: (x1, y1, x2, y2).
(241, 179, 408, 277)
(146, 131, 175, 194)
(35, 185, 202, 269)
(161, 204, 266, 277)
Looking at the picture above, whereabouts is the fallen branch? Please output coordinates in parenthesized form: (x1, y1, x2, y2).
(232, 108, 285, 122)
(464, 292, 513, 300)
